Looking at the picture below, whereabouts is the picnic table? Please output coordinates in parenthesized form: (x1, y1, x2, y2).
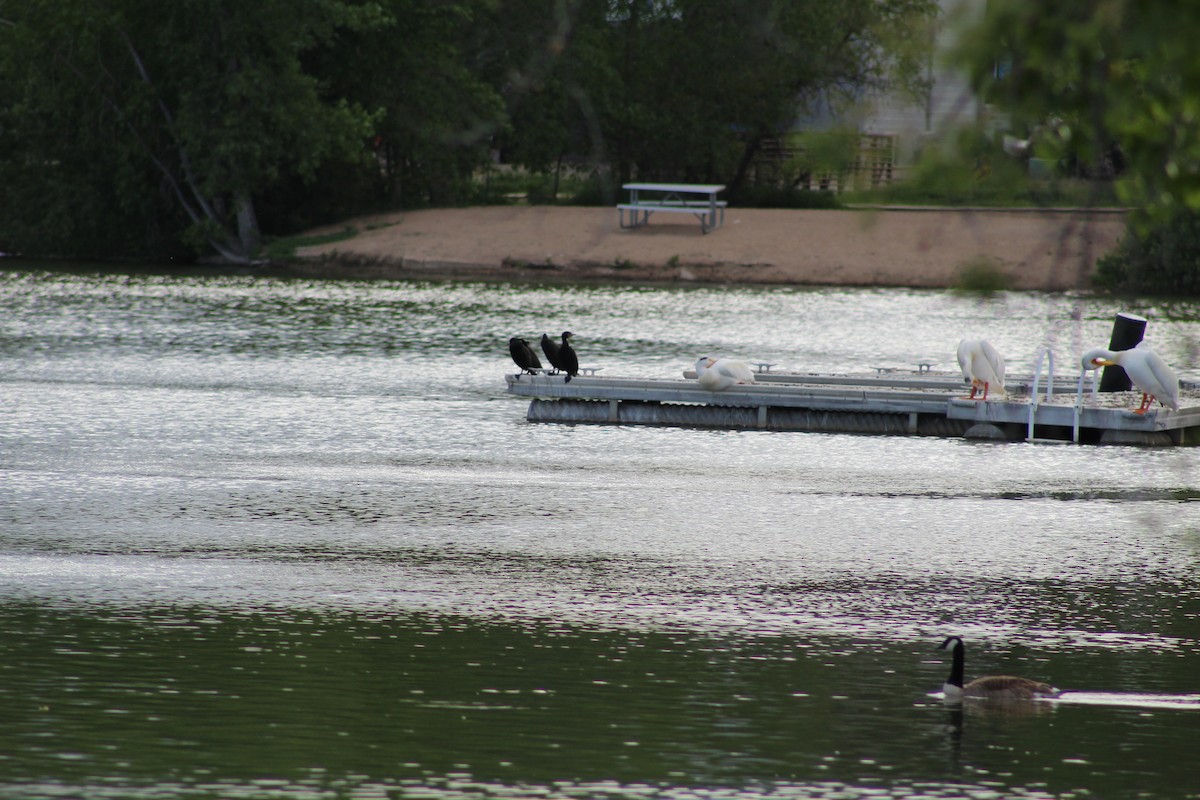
(618, 182, 726, 233)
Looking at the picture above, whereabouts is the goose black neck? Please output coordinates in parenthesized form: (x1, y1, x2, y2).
(946, 639, 965, 688)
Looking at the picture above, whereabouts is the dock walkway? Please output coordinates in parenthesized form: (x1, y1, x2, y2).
(505, 368, 1200, 446)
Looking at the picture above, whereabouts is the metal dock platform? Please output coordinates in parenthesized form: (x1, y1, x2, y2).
(505, 367, 1200, 446)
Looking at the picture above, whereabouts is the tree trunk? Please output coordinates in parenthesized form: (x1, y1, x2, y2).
(235, 193, 261, 260)
(728, 133, 765, 201)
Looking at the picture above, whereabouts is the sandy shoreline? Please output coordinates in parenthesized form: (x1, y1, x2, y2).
(294, 205, 1129, 291)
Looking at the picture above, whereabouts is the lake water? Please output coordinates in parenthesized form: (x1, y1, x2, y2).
(2, 265, 1200, 799)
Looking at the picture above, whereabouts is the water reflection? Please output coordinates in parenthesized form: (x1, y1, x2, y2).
(0, 606, 1198, 800)
(3, 268, 1200, 798)
(1054, 691, 1200, 710)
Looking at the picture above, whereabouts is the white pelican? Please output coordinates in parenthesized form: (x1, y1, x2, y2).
(939, 636, 1060, 702)
(1081, 345, 1180, 413)
(693, 356, 755, 392)
(956, 339, 1006, 400)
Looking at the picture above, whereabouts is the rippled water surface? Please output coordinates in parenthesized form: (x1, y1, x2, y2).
(3, 266, 1200, 799)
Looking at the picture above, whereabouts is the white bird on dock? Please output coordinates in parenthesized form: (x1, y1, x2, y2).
(694, 356, 755, 392)
(956, 339, 1006, 400)
(1081, 345, 1179, 413)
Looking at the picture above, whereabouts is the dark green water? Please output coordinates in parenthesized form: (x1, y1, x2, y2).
(3, 267, 1200, 798)
(3, 606, 1199, 799)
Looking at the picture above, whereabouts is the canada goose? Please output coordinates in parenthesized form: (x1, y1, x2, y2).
(1081, 345, 1180, 413)
(693, 356, 755, 391)
(508, 337, 542, 374)
(956, 339, 1006, 400)
(939, 636, 1059, 701)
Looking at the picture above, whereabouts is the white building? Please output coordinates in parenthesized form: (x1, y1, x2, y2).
(786, 0, 989, 189)
(858, 0, 986, 164)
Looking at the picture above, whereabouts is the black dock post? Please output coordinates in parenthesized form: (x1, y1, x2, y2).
(1098, 312, 1147, 392)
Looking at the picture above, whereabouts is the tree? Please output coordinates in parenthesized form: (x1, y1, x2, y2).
(456, 0, 938, 201)
(1, 0, 942, 262)
(308, 0, 505, 209)
(955, 0, 1200, 220)
(469, 0, 612, 199)
(0, 0, 380, 263)
(537, 0, 936, 197)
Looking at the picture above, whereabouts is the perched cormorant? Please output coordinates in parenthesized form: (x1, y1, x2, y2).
(956, 339, 1006, 400)
(938, 636, 1060, 702)
(508, 337, 542, 375)
(1081, 345, 1180, 413)
(557, 331, 579, 382)
(540, 333, 563, 374)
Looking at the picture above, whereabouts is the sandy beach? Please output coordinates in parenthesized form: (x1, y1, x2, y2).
(295, 205, 1128, 291)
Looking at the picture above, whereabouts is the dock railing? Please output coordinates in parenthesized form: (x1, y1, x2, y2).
(1027, 347, 1056, 441)
(1073, 366, 1102, 443)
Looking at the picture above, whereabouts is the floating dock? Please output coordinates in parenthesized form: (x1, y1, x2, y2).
(505, 367, 1200, 446)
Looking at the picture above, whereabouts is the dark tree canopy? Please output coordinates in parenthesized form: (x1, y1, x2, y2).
(0, 0, 936, 263)
(0, 0, 381, 262)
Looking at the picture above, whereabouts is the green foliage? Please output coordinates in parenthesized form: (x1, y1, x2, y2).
(848, 129, 1118, 207)
(524, 177, 561, 206)
(0, 0, 939, 262)
(733, 188, 841, 210)
(311, 0, 506, 209)
(484, 0, 937, 193)
(0, 0, 382, 263)
(953, 256, 1010, 295)
(263, 227, 359, 261)
(454, 169, 841, 209)
(564, 176, 617, 207)
(452, 168, 616, 207)
(1095, 212, 1200, 295)
(786, 130, 863, 186)
(954, 1, 1200, 221)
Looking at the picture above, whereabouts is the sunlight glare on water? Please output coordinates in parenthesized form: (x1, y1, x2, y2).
(2, 268, 1200, 799)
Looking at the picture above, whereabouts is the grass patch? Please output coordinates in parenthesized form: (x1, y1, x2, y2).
(471, 167, 602, 206)
(953, 256, 1010, 294)
(264, 226, 358, 261)
(843, 127, 1122, 209)
(847, 177, 1119, 208)
(733, 186, 841, 209)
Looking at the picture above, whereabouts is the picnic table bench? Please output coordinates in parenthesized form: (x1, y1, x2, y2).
(617, 182, 726, 233)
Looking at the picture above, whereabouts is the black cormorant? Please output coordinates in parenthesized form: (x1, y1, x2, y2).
(558, 331, 579, 382)
(509, 337, 542, 375)
(540, 333, 563, 374)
